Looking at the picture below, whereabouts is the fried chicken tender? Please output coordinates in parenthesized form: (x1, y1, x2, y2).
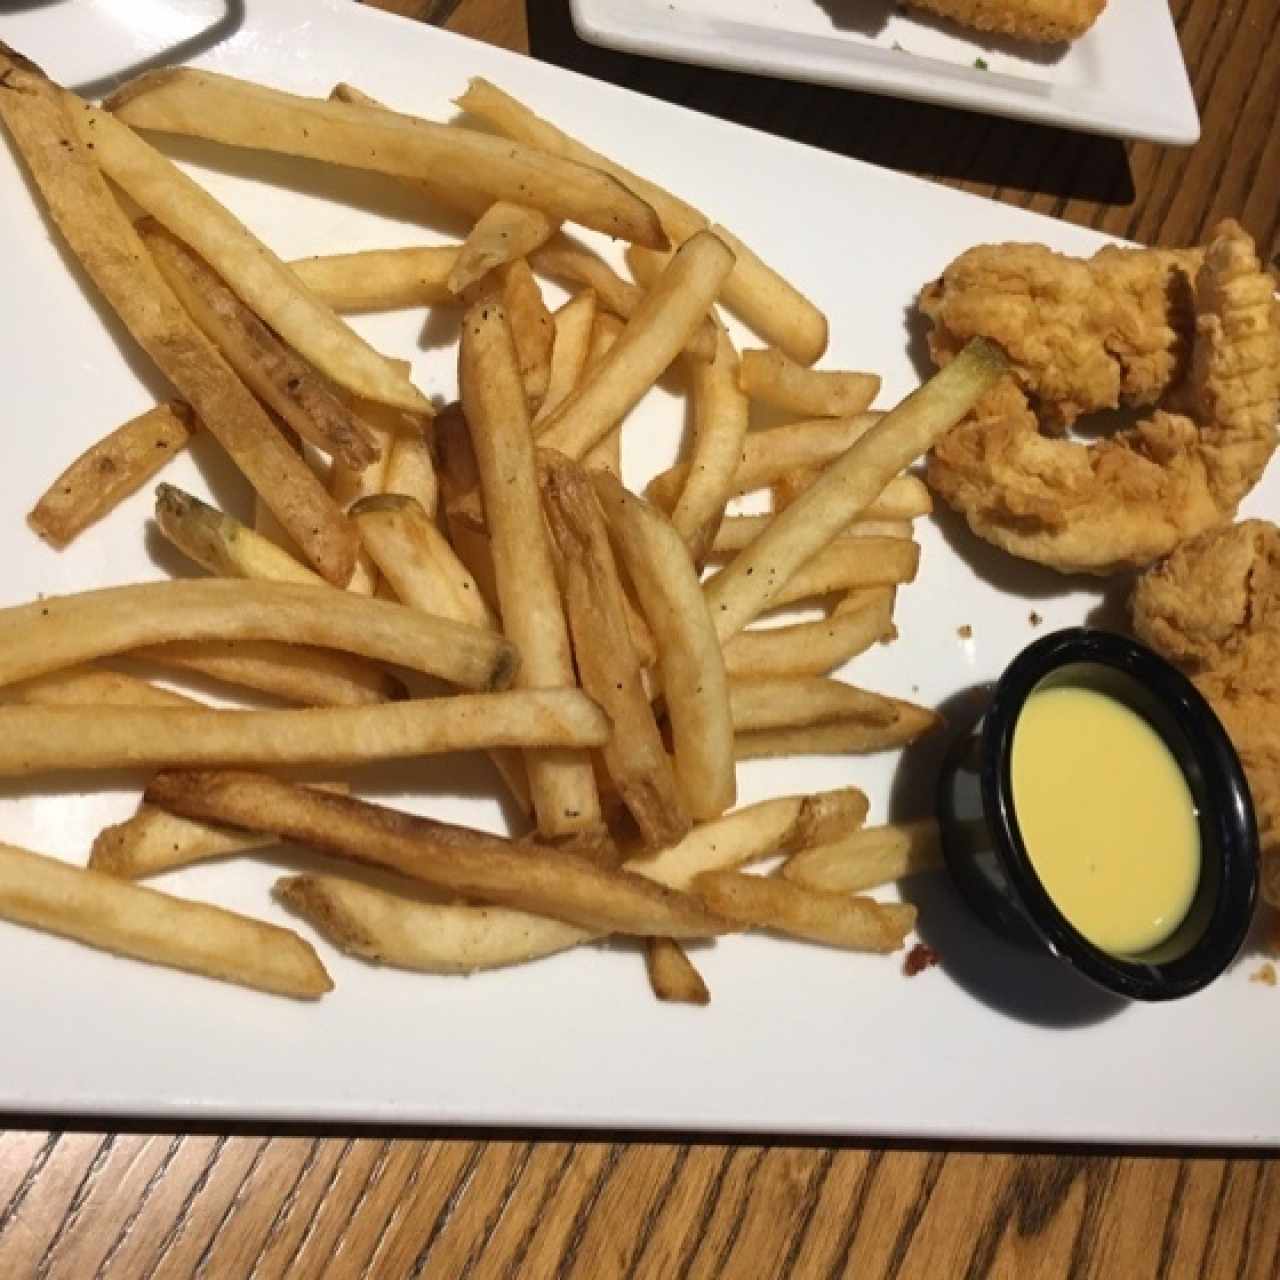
(922, 221, 1280, 575)
(905, 0, 1107, 43)
(1133, 520, 1280, 905)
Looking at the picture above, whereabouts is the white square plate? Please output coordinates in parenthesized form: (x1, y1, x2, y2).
(0, 0, 1272, 1143)
(570, 0, 1200, 145)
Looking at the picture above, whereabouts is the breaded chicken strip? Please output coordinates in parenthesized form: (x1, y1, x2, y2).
(905, 0, 1107, 43)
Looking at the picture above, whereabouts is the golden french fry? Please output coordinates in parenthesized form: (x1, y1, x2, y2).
(533, 291, 597, 429)
(671, 323, 749, 565)
(541, 453, 689, 849)
(739, 348, 880, 418)
(290, 247, 456, 312)
(0, 580, 516, 692)
(326, 401, 396, 595)
(0, 689, 607, 777)
(75, 101, 426, 414)
(91, 783, 350, 879)
(781, 819, 943, 894)
(703, 341, 1007, 641)
(29, 401, 194, 547)
(382, 422, 439, 519)
(0, 51, 358, 586)
(536, 232, 736, 459)
(276, 875, 590, 972)
(0, 840, 332, 997)
(432, 404, 503, 614)
(455, 79, 827, 364)
(592, 475, 735, 820)
(4, 665, 199, 709)
(147, 772, 724, 939)
(497, 258, 554, 405)
(580, 312, 627, 477)
(712, 515, 913, 554)
(461, 302, 602, 837)
(141, 222, 379, 469)
(728, 677, 897, 732)
(734, 698, 940, 760)
(108, 68, 667, 249)
(645, 937, 710, 1005)
(763, 538, 920, 611)
(450, 200, 559, 295)
(693, 870, 915, 952)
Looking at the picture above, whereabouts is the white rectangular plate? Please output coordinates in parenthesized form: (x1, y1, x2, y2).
(0, 0, 1271, 1144)
(570, 0, 1199, 145)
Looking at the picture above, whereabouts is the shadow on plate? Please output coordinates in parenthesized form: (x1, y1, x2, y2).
(891, 686, 1126, 1028)
(526, 0, 1133, 204)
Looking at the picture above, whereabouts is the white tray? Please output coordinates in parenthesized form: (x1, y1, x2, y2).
(0, 0, 1271, 1143)
(570, 0, 1200, 145)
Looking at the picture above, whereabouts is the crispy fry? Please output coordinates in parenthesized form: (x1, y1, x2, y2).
(734, 698, 940, 759)
(498, 258, 554, 405)
(0, 580, 516, 692)
(712, 515, 913, 554)
(91, 783, 350, 879)
(433, 404, 503, 613)
(533, 291, 597, 429)
(580, 312, 627, 477)
(461, 301, 601, 837)
(108, 68, 667, 249)
(693, 870, 914, 952)
(455, 79, 826, 363)
(592, 475, 735, 819)
(147, 772, 724, 938)
(290, 247, 456, 312)
(781, 819, 943, 894)
(739, 348, 880, 418)
(29, 401, 194, 547)
(382, 422, 439, 519)
(4, 666, 199, 709)
(762, 538, 920, 610)
(327, 402, 395, 595)
(0, 840, 331, 997)
(728, 677, 897, 732)
(536, 232, 736, 458)
(645, 937, 710, 1005)
(541, 454, 689, 849)
(0, 50, 358, 585)
(703, 341, 1007, 641)
(141, 222, 379, 469)
(450, 200, 559, 295)
(721, 589, 897, 679)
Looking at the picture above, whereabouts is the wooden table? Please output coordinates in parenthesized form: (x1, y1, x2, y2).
(2, 2, 1278, 1276)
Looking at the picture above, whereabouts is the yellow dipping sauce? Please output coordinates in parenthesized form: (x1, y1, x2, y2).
(1011, 685, 1200, 956)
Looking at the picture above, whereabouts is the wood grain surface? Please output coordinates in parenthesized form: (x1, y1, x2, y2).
(2, 1, 1277, 1276)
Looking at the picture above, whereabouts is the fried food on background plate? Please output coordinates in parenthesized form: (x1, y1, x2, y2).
(904, 0, 1107, 43)
(1133, 520, 1280, 906)
(921, 220, 1280, 575)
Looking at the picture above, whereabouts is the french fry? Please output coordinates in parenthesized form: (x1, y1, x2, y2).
(147, 772, 725, 939)
(734, 698, 940, 760)
(0, 689, 607, 777)
(107, 68, 668, 249)
(721, 589, 897, 679)
(461, 301, 602, 837)
(728, 677, 897, 732)
(75, 100, 426, 414)
(739, 348, 880, 418)
(580, 312, 626, 477)
(450, 200, 559, 295)
(432, 404, 503, 614)
(4, 666, 199, 709)
(712, 515, 913, 554)
(29, 401, 194, 547)
(91, 782, 350, 880)
(141, 222, 379, 469)
(763, 538, 920, 611)
(455, 79, 827, 364)
(130, 638, 404, 707)
(671, 323, 749, 565)
(645, 937, 710, 1005)
(703, 340, 1007, 641)
(276, 876, 590, 972)
(533, 291, 597, 428)
(155, 484, 326, 586)
(781, 820, 943, 894)
(0, 580, 516, 692)
(497, 258, 554, 405)
(0, 841, 331, 997)
(592, 475, 735, 820)
(327, 401, 396, 596)
(382, 421, 439, 519)
(541, 454, 689, 849)
(536, 232, 736, 458)
(290, 247, 457, 312)
(529, 237, 717, 362)
(0, 49, 358, 586)
(693, 870, 914, 952)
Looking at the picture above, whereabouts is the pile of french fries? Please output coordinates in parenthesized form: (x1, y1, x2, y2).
(0, 44, 1005, 1003)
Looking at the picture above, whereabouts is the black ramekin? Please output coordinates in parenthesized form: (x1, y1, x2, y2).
(935, 628, 1258, 1001)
